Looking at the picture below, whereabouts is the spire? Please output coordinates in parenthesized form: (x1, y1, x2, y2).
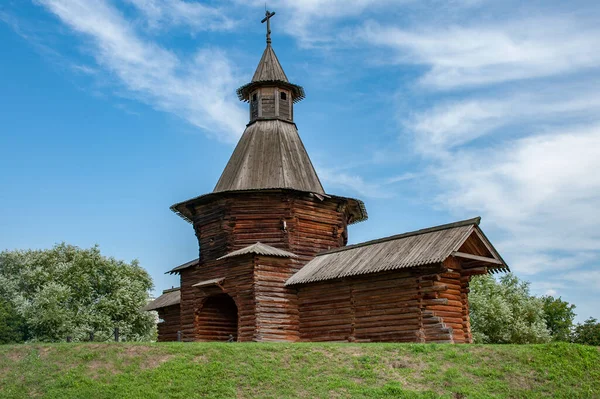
(236, 9, 305, 103)
(252, 45, 288, 83)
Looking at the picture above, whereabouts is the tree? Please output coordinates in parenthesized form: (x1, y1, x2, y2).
(469, 273, 551, 344)
(572, 318, 600, 346)
(541, 295, 576, 342)
(0, 243, 156, 342)
(0, 298, 28, 344)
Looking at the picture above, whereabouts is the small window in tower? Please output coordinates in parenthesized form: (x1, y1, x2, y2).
(280, 92, 287, 100)
(252, 93, 257, 101)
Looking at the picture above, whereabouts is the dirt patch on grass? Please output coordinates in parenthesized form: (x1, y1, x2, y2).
(5, 348, 27, 362)
(335, 345, 366, 357)
(139, 354, 174, 370)
(194, 354, 208, 364)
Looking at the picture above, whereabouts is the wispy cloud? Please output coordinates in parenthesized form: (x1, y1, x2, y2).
(125, 0, 237, 32)
(407, 86, 600, 156)
(561, 270, 600, 290)
(238, 0, 407, 48)
(34, 0, 246, 142)
(360, 16, 600, 89)
(317, 167, 395, 199)
(432, 124, 600, 274)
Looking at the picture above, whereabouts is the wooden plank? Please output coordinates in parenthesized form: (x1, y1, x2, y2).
(451, 251, 503, 265)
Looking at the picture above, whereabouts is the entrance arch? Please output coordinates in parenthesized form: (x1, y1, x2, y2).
(195, 294, 238, 341)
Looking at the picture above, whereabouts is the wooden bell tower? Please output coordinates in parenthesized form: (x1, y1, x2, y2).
(168, 11, 367, 342)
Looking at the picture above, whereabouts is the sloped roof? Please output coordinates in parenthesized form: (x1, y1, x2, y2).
(192, 278, 225, 288)
(142, 288, 180, 311)
(252, 45, 288, 82)
(214, 119, 325, 194)
(286, 217, 509, 286)
(217, 242, 298, 260)
(166, 258, 199, 274)
(237, 45, 305, 103)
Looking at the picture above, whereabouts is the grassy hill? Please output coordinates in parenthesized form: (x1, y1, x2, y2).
(0, 342, 598, 398)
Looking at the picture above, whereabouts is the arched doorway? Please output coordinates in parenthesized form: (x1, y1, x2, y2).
(195, 294, 238, 341)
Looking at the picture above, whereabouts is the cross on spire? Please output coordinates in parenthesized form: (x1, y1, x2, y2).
(261, 10, 276, 45)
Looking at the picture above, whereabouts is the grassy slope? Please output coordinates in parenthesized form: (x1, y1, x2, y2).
(0, 342, 598, 398)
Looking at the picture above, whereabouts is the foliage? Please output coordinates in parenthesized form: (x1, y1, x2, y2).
(0, 243, 155, 342)
(0, 298, 28, 344)
(540, 295, 576, 342)
(572, 318, 600, 346)
(469, 273, 551, 344)
(0, 342, 598, 398)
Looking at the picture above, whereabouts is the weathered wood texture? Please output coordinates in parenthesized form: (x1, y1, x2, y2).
(213, 121, 326, 195)
(195, 294, 238, 341)
(254, 256, 299, 341)
(177, 191, 351, 342)
(156, 305, 181, 342)
(295, 261, 477, 343)
(179, 256, 255, 342)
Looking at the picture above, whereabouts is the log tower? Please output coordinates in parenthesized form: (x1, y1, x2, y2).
(168, 11, 367, 342)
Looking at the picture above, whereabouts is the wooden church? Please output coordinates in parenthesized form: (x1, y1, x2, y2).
(143, 12, 509, 344)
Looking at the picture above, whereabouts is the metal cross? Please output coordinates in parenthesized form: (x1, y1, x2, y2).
(261, 10, 276, 45)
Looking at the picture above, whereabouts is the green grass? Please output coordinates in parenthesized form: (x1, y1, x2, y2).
(0, 342, 598, 398)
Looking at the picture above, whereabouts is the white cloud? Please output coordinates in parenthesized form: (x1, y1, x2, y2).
(318, 167, 394, 199)
(125, 0, 236, 32)
(561, 270, 600, 290)
(238, 0, 406, 48)
(433, 125, 600, 274)
(408, 87, 600, 156)
(36, 0, 246, 142)
(361, 17, 600, 89)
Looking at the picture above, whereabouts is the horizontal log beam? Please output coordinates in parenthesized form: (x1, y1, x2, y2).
(451, 251, 503, 265)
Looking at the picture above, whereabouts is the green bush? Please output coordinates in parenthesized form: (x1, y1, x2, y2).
(469, 273, 551, 344)
(572, 318, 600, 346)
(0, 243, 155, 342)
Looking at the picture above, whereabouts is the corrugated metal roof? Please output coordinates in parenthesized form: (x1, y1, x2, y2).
(217, 242, 298, 260)
(286, 217, 506, 285)
(166, 258, 199, 274)
(213, 120, 326, 195)
(142, 288, 180, 311)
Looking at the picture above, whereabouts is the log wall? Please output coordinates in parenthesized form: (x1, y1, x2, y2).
(178, 191, 351, 342)
(195, 294, 238, 341)
(296, 262, 477, 343)
(179, 256, 255, 342)
(157, 305, 181, 342)
(254, 256, 300, 341)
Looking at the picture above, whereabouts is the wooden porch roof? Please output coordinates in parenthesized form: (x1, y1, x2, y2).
(142, 287, 180, 311)
(217, 242, 298, 260)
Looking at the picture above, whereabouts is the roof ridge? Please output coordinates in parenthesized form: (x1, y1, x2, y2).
(317, 217, 481, 256)
(162, 287, 180, 294)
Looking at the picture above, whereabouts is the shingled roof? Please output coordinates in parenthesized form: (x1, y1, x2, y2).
(142, 288, 180, 311)
(237, 45, 305, 103)
(214, 120, 325, 194)
(286, 217, 508, 286)
(166, 258, 199, 274)
(217, 242, 298, 260)
(252, 44, 288, 82)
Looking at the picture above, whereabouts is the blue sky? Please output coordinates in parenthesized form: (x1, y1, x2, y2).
(1, 0, 599, 322)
